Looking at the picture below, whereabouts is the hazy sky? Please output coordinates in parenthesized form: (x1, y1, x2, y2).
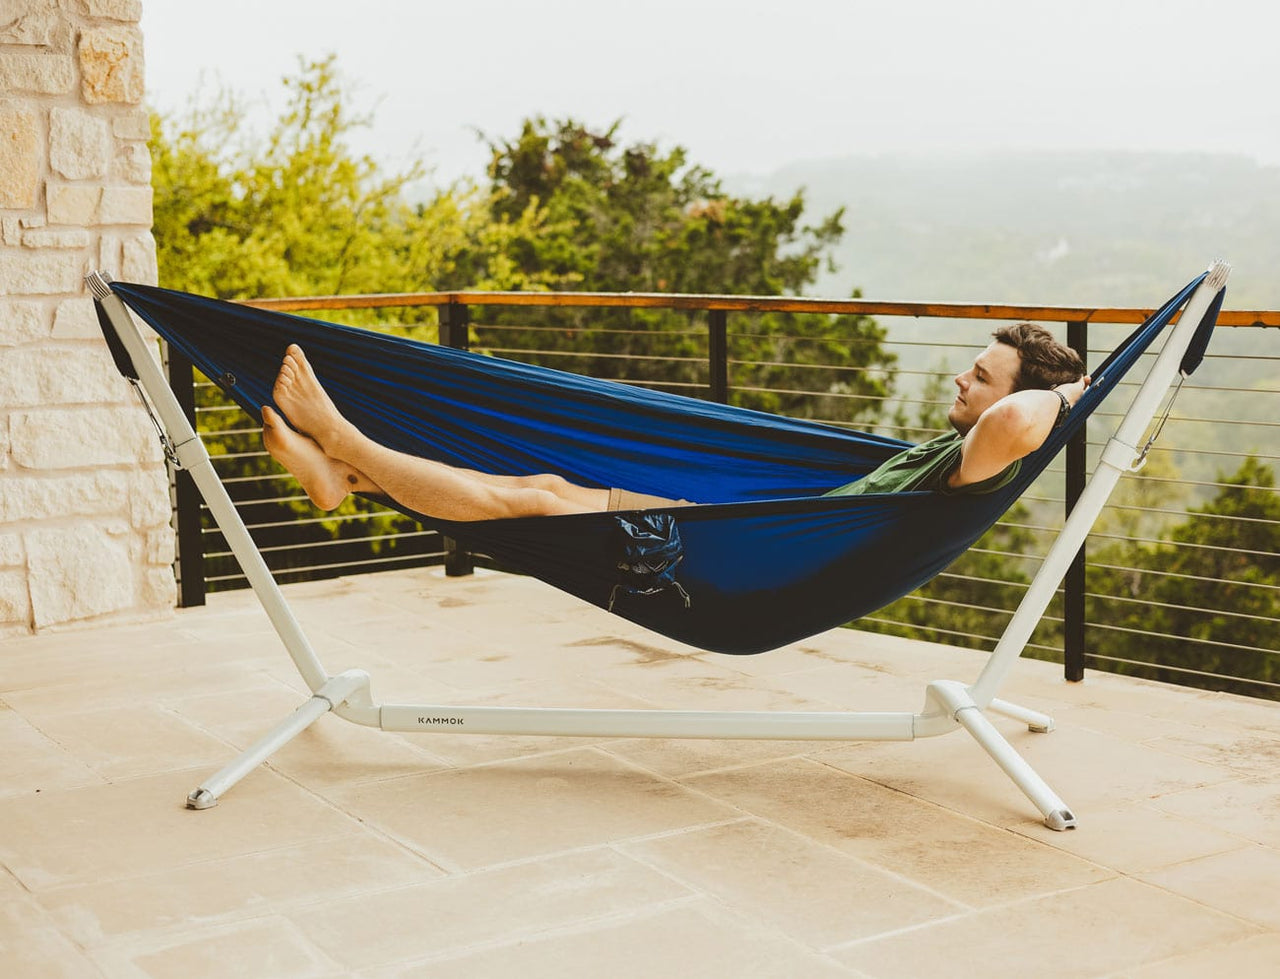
(141, 0, 1280, 186)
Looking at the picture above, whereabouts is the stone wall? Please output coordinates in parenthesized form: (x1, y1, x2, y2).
(1, 0, 172, 635)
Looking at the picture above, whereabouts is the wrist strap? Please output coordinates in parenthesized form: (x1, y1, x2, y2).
(1053, 389, 1071, 429)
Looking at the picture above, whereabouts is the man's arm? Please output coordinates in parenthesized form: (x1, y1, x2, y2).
(948, 376, 1090, 489)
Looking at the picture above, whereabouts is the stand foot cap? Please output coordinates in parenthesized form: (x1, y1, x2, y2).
(186, 788, 218, 810)
(1045, 808, 1077, 831)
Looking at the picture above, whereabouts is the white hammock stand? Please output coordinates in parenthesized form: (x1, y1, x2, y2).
(86, 263, 1230, 830)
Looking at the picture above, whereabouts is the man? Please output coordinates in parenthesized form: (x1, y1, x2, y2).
(826, 322, 1088, 498)
(261, 323, 1087, 520)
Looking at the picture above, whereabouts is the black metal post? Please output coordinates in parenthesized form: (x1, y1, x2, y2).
(438, 302, 475, 577)
(164, 344, 207, 607)
(1063, 320, 1088, 681)
(708, 309, 729, 403)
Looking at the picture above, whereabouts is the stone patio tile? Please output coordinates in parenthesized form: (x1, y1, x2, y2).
(818, 716, 1236, 829)
(764, 661, 946, 711)
(835, 628, 993, 679)
(590, 653, 821, 711)
(324, 747, 740, 872)
(697, 642, 860, 678)
(330, 651, 483, 703)
(37, 834, 439, 948)
(1141, 729, 1280, 779)
(3, 569, 1278, 977)
(1, 627, 269, 695)
(1195, 697, 1280, 739)
(0, 869, 103, 979)
(378, 636, 648, 686)
(1012, 803, 1247, 874)
(169, 685, 453, 787)
(622, 819, 962, 946)
(162, 682, 335, 742)
(90, 916, 343, 979)
(684, 758, 1111, 907)
(0, 704, 103, 799)
(1139, 845, 1280, 930)
(1, 659, 286, 718)
(1053, 700, 1243, 746)
(1048, 670, 1243, 722)
(19, 704, 237, 781)
(0, 769, 357, 890)
(370, 900, 860, 979)
(602, 736, 826, 779)
(1151, 777, 1280, 848)
(290, 847, 691, 970)
(1123, 933, 1280, 978)
(831, 877, 1256, 979)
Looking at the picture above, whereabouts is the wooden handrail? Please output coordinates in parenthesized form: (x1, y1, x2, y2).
(238, 289, 1280, 328)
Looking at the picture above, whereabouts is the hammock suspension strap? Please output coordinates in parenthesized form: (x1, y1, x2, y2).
(128, 376, 183, 469)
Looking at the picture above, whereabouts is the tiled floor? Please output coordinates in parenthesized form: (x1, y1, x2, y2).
(2, 567, 1277, 978)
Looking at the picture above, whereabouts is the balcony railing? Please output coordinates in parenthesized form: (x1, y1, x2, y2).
(164, 290, 1280, 700)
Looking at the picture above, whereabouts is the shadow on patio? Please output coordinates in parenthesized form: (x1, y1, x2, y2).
(2, 567, 1279, 978)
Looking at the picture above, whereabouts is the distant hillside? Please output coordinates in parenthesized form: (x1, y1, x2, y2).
(727, 151, 1280, 478)
(732, 150, 1280, 309)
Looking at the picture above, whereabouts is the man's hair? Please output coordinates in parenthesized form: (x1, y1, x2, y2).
(992, 322, 1085, 391)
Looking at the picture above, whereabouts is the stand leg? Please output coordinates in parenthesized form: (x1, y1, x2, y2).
(186, 671, 372, 809)
(952, 704, 1077, 830)
(927, 681, 1076, 830)
(988, 697, 1055, 733)
(187, 696, 333, 808)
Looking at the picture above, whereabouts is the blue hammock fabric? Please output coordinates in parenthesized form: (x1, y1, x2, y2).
(104, 275, 1220, 654)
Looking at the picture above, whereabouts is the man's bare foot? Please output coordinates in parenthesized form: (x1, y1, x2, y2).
(261, 405, 353, 511)
(272, 344, 358, 457)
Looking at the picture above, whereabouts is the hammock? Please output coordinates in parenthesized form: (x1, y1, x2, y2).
(100, 275, 1222, 655)
(90, 265, 1228, 826)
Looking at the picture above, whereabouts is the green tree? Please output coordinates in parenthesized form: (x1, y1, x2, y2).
(149, 57, 557, 579)
(469, 118, 894, 421)
(150, 55, 552, 304)
(1085, 457, 1280, 697)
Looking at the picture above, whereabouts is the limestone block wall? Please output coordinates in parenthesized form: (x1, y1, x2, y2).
(1, 0, 173, 635)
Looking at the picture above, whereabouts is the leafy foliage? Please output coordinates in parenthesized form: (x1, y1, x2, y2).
(468, 118, 894, 420)
(151, 55, 553, 305)
(1085, 457, 1280, 696)
(150, 57, 559, 572)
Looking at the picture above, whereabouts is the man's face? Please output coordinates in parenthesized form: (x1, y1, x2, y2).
(949, 341, 1021, 434)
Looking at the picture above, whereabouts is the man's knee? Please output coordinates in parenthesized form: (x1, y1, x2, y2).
(499, 486, 566, 519)
(525, 473, 571, 497)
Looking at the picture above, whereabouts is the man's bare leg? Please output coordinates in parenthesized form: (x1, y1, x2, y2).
(271, 345, 609, 520)
(262, 406, 382, 511)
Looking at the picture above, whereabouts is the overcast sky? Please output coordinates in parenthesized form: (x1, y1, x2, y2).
(141, 0, 1280, 187)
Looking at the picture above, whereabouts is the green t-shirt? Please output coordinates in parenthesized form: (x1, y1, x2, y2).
(824, 431, 1020, 497)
